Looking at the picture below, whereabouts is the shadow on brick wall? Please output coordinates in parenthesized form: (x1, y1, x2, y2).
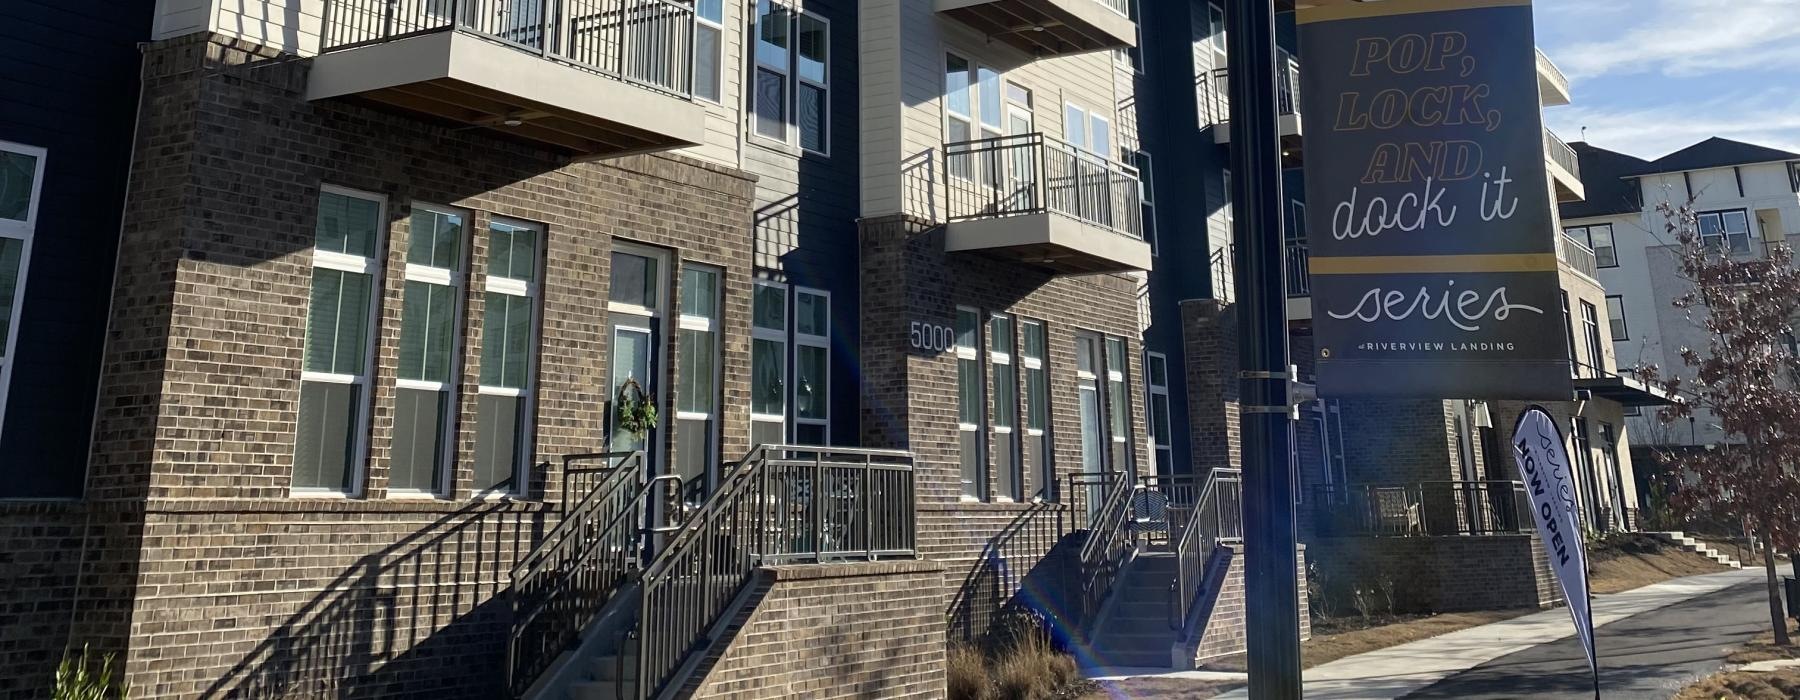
(199, 503, 546, 699)
(945, 503, 1082, 645)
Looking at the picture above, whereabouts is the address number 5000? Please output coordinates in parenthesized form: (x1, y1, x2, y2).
(909, 321, 955, 352)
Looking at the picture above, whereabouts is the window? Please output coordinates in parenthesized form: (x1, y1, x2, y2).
(1290, 200, 1306, 241)
(1022, 320, 1053, 500)
(1599, 422, 1623, 529)
(474, 218, 541, 494)
(296, 187, 386, 494)
(1146, 352, 1172, 473)
(1790, 162, 1800, 193)
(693, 0, 724, 102)
(1605, 296, 1628, 342)
(990, 314, 1020, 500)
(1105, 337, 1133, 472)
(1074, 334, 1105, 480)
(957, 307, 986, 499)
(0, 141, 45, 447)
(754, 1, 829, 153)
(677, 265, 721, 497)
(1581, 300, 1603, 377)
(391, 204, 467, 495)
(794, 288, 829, 445)
(607, 246, 667, 468)
(751, 280, 788, 448)
(1561, 291, 1576, 377)
(1133, 150, 1157, 254)
(1571, 418, 1598, 529)
(1208, 3, 1226, 55)
(1567, 224, 1617, 268)
(1697, 209, 1752, 255)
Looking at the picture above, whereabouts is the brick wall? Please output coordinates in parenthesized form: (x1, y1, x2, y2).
(1181, 300, 1240, 476)
(1188, 544, 1310, 664)
(688, 562, 948, 699)
(1306, 535, 1558, 614)
(67, 33, 761, 698)
(0, 504, 88, 696)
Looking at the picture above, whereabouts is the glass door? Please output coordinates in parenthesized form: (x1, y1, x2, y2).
(608, 246, 667, 481)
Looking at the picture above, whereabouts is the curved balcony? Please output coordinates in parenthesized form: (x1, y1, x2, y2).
(944, 133, 1152, 275)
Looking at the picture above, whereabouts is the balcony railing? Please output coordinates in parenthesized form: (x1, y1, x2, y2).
(1285, 239, 1311, 297)
(1559, 232, 1599, 279)
(945, 133, 1145, 240)
(1312, 481, 1532, 537)
(1545, 128, 1580, 179)
(1095, 0, 1130, 14)
(322, 0, 696, 97)
(1198, 49, 1300, 127)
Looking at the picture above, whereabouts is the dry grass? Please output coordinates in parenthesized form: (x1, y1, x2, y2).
(1079, 677, 1241, 699)
(948, 618, 1092, 700)
(1588, 532, 1731, 594)
(1726, 620, 1800, 665)
(1674, 667, 1800, 700)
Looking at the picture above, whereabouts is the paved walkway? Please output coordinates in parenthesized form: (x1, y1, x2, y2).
(1206, 567, 1765, 700)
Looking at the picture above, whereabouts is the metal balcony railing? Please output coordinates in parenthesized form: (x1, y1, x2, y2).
(1536, 48, 1569, 95)
(1559, 232, 1599, 279)
(1545, 128, 1581, 180)
(1095, 0, 1131, 15)
(321, 0, 696, 97)
(1312, 481, 1533, 537)
(1197, 48, 1300, 127)
(945, 133, 1145, 240)
(1285, 239, 1311, 297)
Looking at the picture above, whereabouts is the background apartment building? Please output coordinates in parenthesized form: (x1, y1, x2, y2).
(1561, 137, 1800, 451)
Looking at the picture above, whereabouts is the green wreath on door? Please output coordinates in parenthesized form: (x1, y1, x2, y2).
(615, 377, 658, 438)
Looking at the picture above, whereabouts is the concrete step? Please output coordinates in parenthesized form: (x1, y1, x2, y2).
(570, 680, 633, 700)
(591, 654, 638, 683)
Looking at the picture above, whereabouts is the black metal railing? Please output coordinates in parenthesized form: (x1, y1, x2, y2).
(506, 451, 648, 697)
(944, 133, 1145, 240)
(1198, 48, 1300, 128)
(1285, 240, 1311, 297)
(636, 445, 915, 699)
(1071, 470, 1136, 632)
(321, 0, 696, 97)
(1170, 468, 1242, 630)
(1311, 481, 1532, 538)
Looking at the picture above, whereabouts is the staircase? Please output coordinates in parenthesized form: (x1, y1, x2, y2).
(1650, 531, 1745, 568)
(1087, 551, 1181, 667)
(511, 445, 916, 700)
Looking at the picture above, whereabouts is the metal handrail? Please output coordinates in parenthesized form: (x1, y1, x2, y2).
(1285, 240, 1311, 297)
(1311, 480, 1532, 538)
(506, 451, 648, 697)
(1072, 469, 1136, 632)
(944, 132, 1145, 239)
(1169, 469, 1242, 630)
(635, 445, 916, 699)
(1199, 48, 1300, 126)
(321, 0, 696, 98)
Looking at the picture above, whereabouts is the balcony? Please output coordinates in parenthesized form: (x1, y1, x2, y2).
(1537, 47, 1571, 107)
(937, 0, 1136, 57)
(944, 134, 1152, 275)
(310, 0, 706, 159)
(1558, 230, 1599, 279)
(1545, 128, 1585, 203)
(1200, 49, 1304, 164)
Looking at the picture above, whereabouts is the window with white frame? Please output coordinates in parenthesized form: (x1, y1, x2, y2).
(693, 0, 724, 103)
(391, 204, 467, 495)
(1135, 150, 1158, 255)
(1605, 295, 1627, 342)
(474, 218, 541, 494)
(1022, 320, 1053, 501)
(957, 306, 986, 499)
(1074, 334, 1105, 479)
(1104, 336, 1133, 472)
(1064, 103, 1113, 159)
(944, 52, 976, 180)
(753, 1, 829, 153)
(1146, 352, 1172, 473)
(1697, 209, 1752, 255)
(751, 280, 787, 447)
(1567, 224, 1617, 268)
(0, 142, 43, 450)
(296, 187, 386, 494)
(794, 287, 829, 445)
(990, 314, 1020, 500)
(677, 265, 721, 497)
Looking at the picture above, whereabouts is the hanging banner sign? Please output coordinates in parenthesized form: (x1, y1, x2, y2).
(1511, 406, 1598, 685)
(1298, 0, 1574, 399)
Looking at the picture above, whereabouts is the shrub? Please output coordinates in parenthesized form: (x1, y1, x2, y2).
(54, 647, 128, 700)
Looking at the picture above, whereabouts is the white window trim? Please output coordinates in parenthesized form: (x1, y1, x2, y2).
(1021, 321, 1047, 438)
(693, 0, 726, 105)
(676, 263, 722, 424)
(0, 141, 46, 454)
(794, 286, 829, 442)
(1105, 337, 1130, 453)
(295, 184, 388, 498)
(957, 305, 985, 501)
(1064, 102, 1088, 149)
(1145, 351, 1171, 453)
(750, 1, 830, 156)
(797, 13, 830, 156)
(390, 202, 469, 498)
(989, 313, 1018, 502)
(751, 279, 789, 439)
(475, 216, 544, 498)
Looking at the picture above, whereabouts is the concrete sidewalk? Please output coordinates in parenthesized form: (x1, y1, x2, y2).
(1204, 567, 1766, 700)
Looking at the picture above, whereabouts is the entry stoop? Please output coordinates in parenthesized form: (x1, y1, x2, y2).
(1650, 531, 1745, 568)
(1087, 551, 1183, 668)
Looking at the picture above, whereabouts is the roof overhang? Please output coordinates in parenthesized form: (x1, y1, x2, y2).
(1575, 374, 1681, 407)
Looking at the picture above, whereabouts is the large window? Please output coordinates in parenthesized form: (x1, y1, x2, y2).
(1105, 336, 1133, 472)
(391, 204, 466, 495)
(693, 0, 724, 102)
(1075, 334, 1104, 480)
(296, 187, 386, 494)
(1581, 300, 1604, 376)
(1064, 103, 1112, 159)
(1567, 224, 1617, 268)
(990, 314, 1020, 500)
(1146, 352, 1172, 474)
(751, 280, 788, 447)
(794, 288, 830, 444)
(1605, 295, 1628, 341)
(474, 218, 541, 494)
(0, 142, 44, 446)
(1698, 209, 1752, 255)
(1022, 320, 1052, 500)
(957, 306, 986, 499)
(753, 1, 829, 153)
(677, 265, 721, 497)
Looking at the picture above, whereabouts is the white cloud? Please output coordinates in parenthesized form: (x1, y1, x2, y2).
(1543, 0, 1800, 80)
(1545, 90, 1800, 160)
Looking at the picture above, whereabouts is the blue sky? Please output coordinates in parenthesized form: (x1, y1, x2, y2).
(1534, 0, 1800, 160)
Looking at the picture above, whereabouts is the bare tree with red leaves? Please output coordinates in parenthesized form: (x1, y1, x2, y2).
(1638, 201, 1800, 646)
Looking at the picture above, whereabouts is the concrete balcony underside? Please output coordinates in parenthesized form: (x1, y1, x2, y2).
(1547, 154, 1585, 203)
(946, 212, 1152, 275)
(936, 0, 1136, 56)
(307, 32, 705, 159)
